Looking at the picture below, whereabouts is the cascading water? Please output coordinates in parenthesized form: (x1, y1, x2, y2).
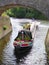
(0, 17, 48, 65)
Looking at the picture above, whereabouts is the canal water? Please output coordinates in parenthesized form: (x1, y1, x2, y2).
(0, 18, 49, 65)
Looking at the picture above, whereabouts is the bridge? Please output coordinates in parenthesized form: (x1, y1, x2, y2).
(0, 0, 49, 19)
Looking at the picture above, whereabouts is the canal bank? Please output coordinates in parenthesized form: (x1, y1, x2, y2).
(0, 17, 12, 40)
(0, 32, 12, 64)
(0, 17, 12, 64)
(45, 29, 49, 65)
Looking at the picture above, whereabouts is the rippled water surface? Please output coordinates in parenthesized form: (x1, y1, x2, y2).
(0, 18, 49, 65)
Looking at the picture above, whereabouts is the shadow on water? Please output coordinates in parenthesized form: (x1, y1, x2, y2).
(0, 32, 11, 65)
(14, 47, 32, 64)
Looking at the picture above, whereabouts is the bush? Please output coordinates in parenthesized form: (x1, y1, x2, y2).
(2, 7, 48, 20)
(3, 25, 7, 30)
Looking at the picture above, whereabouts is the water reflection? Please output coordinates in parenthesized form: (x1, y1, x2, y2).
(0, 18, 48, 65)
(0, 32, 11, 65)
(2, 40, 32, 65)
(14, 47, 32, 64)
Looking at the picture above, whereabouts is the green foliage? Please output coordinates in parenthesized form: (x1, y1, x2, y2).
(24, 35, 31, 41)
(23, 24, 30, 30)
(3, 25, 7, 30)
(2, 12, 9, 17)
(2, 7, 48, 20)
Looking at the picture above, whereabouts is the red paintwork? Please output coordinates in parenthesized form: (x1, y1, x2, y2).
(21, 44, 29, 46)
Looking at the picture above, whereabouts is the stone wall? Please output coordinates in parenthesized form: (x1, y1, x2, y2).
(45, 29, 49, 64)
(0, 0, 49, 19)
(0, 17, 12, 39)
